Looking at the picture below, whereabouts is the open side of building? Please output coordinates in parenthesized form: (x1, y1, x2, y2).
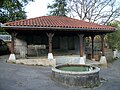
(1, 16, 116, 65)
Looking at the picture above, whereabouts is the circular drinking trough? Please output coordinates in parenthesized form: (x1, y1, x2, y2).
(52, 64, 100, 87)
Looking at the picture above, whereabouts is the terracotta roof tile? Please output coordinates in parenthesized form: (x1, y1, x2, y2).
(4, 16, 115, 31)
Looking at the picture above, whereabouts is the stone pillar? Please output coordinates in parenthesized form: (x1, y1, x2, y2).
(100, 34, 107, 65)
(78, 34, 85, 64)
(47, 33, 54, 60)
(8, 33, 16, 60)
(113, 49, 118, 58)
(91, 35, 95, 61)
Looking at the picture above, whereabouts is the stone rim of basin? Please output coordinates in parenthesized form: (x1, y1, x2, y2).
(52, 64, 100, 74)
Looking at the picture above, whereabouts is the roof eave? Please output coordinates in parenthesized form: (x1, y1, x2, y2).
(1, 24, 116, 32)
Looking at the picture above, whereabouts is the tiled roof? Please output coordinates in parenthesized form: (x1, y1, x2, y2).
(3, 16, 115, 31)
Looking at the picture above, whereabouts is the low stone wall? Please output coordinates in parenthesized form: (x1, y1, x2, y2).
(7, 59, 56, 67)
(105, 52, 114, 62)
(55, 55, 87, 64)
(55, 56, 80, 64)
(27, 45, 47, 56)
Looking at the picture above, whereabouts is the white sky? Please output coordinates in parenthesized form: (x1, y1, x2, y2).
(25, 0, 53, 19)
(25, 0, 120, 21)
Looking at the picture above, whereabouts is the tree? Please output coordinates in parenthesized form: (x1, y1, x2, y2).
(68, 0, 120, 25)
(0, 0, 34, 23)
(47, 0, 68, 16)
(106, 21, 120, 50)
(0, 0, 4, 7)
(0, 0, 34, 33)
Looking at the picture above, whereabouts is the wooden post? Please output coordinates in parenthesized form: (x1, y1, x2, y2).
(83, 36, 86, 55)
(100, 34, 107, 66)
(11, 33, 15, 54)
(91, 35, 95, 59)
(101, 34, 105, 56)
(47, 33, 54, 60)
(47, 33, 54, 53)
(8, 32, 16, 61)
(78, 34, 85, 64)
(78, 34, 84, 57)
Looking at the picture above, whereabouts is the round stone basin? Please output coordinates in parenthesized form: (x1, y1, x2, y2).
(52, 64, 100, 87)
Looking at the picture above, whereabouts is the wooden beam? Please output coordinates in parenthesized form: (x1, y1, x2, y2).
(78, 34, 84, 57)
(47, 33, 54, 53)
(101, 34, 105, 56)
(91, 35, 95, 59)
(11, 33, 15, 54)
(83, 36, 86, 55)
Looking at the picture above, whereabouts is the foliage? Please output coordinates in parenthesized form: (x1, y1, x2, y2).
(106, 21, 120, 50)
(67, 0, 120, 25)
(0, 28, 8, 34)
(0, 0, 34, 33)
(0, 0, 34, 23)
(47, 0, 68, 16)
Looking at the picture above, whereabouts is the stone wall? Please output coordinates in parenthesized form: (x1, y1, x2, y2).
(52, 71, 100, 87)
(15, 35, 104, 59)
(15, 37, 27, 58)
(59, 36, 80, 54)
(60, 36, 68, 50)
(55, 56, 80, 64)
(52, 65, 100, 87)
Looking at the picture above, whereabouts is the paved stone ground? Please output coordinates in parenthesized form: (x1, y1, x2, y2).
(0, 55, 120, 90)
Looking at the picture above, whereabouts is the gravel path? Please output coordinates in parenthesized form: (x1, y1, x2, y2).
(0, 55, 120, 90)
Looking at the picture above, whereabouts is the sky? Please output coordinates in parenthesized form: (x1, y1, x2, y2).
(25, 0, 120, 21)
(25, 0, 53, 19)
